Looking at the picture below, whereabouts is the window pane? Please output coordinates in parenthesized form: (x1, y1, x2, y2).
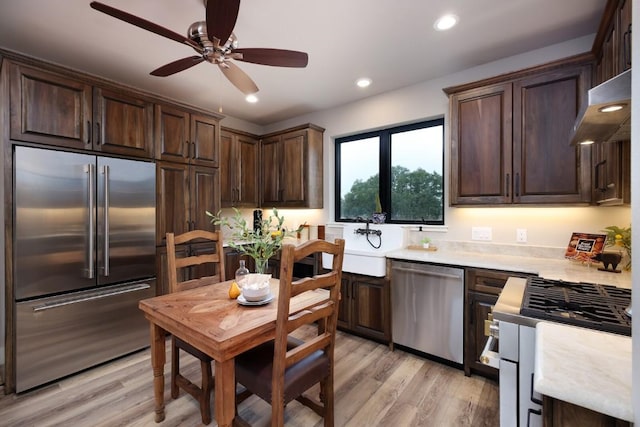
(339, 136, 379, 219)
(390, 125, 443, 221)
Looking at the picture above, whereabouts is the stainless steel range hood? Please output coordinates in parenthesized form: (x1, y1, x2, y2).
(569, 69, 631, 145)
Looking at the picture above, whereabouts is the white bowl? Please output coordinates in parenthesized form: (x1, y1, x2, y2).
(242, 286, 271, 302)
(240, 274, 271, 301)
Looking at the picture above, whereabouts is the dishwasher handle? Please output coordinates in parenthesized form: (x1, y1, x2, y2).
(392, 266, 462, 280)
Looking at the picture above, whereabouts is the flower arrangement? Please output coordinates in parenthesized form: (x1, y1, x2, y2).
(206, 208, 301, 273)
(603, 225, 631, 271)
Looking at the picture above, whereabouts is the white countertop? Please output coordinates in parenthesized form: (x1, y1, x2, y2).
(386, 247, 631, 289)
(534, 322, 632, 422)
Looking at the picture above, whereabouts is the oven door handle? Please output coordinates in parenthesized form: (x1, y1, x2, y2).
(480, 335, 500, 369)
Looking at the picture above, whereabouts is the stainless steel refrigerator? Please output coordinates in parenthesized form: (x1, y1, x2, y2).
(13, 146, 156, 392)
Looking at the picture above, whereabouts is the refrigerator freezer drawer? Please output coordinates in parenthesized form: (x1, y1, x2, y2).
(15, 280, 156, 392)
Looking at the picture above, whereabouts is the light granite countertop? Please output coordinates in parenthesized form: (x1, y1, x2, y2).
(534, 322, 632, 422)
(385, 243, 631, 289)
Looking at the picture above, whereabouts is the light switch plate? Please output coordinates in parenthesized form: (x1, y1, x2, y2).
(516, 228, 527, 243)
(471, 226, 492, 241)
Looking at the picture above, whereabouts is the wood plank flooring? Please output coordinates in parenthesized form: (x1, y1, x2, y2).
(0, 328, 499, 426)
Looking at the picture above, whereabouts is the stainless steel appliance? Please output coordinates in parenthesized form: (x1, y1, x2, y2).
(487, 277, 631, 427)
(391, 260, 464, 364)
(14, 146, 156, 392)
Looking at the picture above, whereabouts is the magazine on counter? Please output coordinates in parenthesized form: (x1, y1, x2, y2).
(564, 232, 607, 263)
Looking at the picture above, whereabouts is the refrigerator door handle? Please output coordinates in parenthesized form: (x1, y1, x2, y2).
(32, 283, 151, 312)
(101, 164, 110, 276)
(86, 163, 95, 279)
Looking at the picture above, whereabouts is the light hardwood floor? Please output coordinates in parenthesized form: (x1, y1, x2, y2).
(0, 328, 499, 426)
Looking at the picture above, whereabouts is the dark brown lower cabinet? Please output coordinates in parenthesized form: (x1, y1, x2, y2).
(542, 396, 631, 427)
(465, 268, 531, 378)
(338, 272, 391, 344)
(157, 242, 223, 295)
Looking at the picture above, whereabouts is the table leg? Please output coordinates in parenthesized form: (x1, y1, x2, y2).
(150, 322, 166, 423)
(215, 359, 236, 427)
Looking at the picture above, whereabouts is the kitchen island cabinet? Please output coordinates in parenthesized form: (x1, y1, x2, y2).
(260, 124, 324, 208)
(220, 128, 259, 207)
(445, 55, 592, 206)
(10, 62, 154, 158)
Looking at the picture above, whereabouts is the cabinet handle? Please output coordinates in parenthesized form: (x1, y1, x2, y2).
(515, 173, 520, 197)
(192, 142, 196, 159)
(623, 24, 632, 68)
(95, 122, 101, 145)
(594, 160, 606, 192)
(86, 121, 91, 144)
(505, 173, 510, 197)
(185, 141, 190, 158)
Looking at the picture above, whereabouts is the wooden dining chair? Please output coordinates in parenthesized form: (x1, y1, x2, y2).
(234, 238, 345, 427)
(165, 229, 226, 425)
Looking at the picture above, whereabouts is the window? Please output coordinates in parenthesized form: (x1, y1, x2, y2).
(335, 118, 444, 224)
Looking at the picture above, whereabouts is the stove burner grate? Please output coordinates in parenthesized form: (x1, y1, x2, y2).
(521, 277, 631, 336)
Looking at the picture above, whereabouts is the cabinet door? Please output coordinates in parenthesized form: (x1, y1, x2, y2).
(156, 162, 190, 245)
(618, 0, 632, 73)
(190, 165, 219, 232)
(155, 104, 190, 163)
(450, 83, 513, 205)
(280, 130, 306, 204)
(93, 88, 153, 158)
(351, 275, 390, 341)
(220, 130, 239, 206)
(189, 242, 223, 281)
(156, 244, 188, 295)
(512, 65, 591, 204)
(191, 113, 219, 167)
(237, 134, 259, 206)
(465, 292, 498, 379)
(261, 135, 282, 205)
(9, 63, 92, 148)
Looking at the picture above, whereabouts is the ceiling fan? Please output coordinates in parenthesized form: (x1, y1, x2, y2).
(89, 0, 308, 95)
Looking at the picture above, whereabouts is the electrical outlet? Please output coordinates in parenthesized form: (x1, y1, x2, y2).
(472, 227, 492, 241)
(516, 228, 527, 243)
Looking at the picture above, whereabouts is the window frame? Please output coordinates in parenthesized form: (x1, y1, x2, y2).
(334, 117, 445, 225)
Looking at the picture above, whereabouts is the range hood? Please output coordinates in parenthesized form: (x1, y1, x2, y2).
(569, 69, 631, 145)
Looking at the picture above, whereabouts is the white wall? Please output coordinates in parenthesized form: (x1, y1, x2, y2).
(248, 34, 630, 249)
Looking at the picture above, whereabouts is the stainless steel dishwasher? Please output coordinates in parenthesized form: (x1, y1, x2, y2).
(391, 260, 464, 364)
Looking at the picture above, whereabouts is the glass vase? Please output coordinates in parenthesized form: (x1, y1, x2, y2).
(254, 258, 269, 274)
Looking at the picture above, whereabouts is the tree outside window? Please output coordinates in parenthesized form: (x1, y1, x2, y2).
(336, 118, 444, 224)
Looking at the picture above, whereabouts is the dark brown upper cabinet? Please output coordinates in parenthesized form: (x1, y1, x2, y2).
(9, 62, 153, 158)
(593, 0, 632, 86)
(446, 56, 592, 206)
(155, 103, 220, 168)
(220, 128, 259, 208)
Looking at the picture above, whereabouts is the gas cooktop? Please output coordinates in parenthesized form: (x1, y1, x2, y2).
(521, 277, 631, 336)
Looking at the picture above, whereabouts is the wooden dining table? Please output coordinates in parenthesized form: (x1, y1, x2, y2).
(138, 278, 328, 426)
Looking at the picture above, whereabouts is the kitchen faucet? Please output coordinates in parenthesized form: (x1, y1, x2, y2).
(353, 216, 382, 249)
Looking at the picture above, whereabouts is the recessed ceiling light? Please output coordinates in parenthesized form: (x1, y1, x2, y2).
(434, 14, 458, 31)
(356, 78, 372, 88)
(579, 140, 595, 145)
(245, 94, 258, 103)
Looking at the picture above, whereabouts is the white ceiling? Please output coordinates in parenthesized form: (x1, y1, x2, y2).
(0, 0, 605, 126)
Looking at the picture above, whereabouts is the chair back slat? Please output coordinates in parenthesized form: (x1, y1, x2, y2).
(165, 230, 226, 294)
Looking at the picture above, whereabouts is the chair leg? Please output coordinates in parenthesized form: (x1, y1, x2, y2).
(321, 376, 334, 427)
(171, 338, 179, 399)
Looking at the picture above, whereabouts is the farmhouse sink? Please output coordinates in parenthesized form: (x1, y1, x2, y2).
(322, 223, 403, 277)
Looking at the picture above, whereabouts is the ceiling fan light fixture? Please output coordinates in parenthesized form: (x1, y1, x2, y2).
(356, 78, 372, 88)
(434, 14, 458, 31)
(245, 94, 258, 103)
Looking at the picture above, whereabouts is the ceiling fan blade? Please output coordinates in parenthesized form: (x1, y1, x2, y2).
(233, 48, 309, 67)
(150, 56, 205, 77)
(219, 62, 259, 95)
(90, 1, 201, 51)
(206, 0, 240, 44)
